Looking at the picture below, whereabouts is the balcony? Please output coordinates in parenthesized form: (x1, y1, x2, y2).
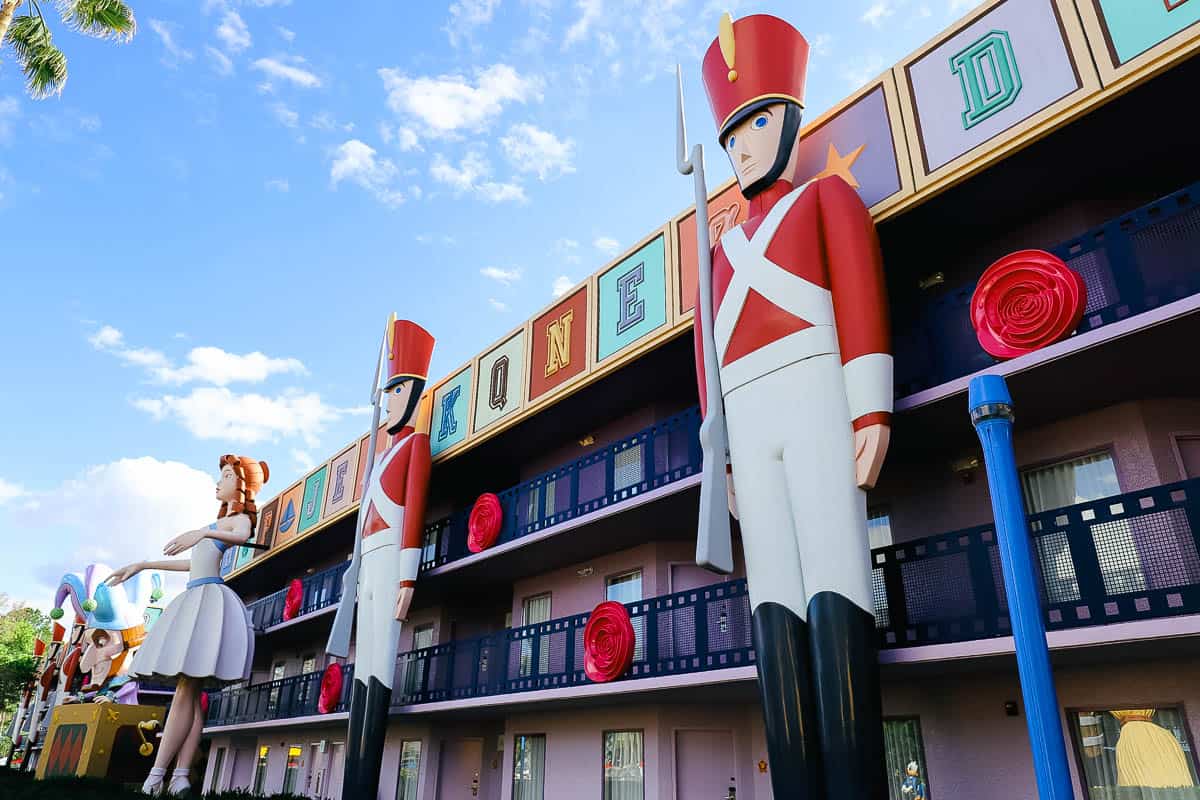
(873, 479, 1200, 649)
(893, 180, 1200, 399)
(245, 560, 350, 632)
(420, 407, 702, 572)
(204, 664, 354, 728)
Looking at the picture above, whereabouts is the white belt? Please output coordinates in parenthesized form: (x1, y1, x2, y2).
(362, 526, 401, 553)
(719, 325, 839, 396)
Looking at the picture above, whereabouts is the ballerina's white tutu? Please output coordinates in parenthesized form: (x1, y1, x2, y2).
(132, 531, 253, 686)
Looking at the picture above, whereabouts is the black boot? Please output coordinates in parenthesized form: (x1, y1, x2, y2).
(344, 676, 392, 800)
(751, 601, 823, 800)
(807, 591, 886, 800)
(342, 678, 367, 798)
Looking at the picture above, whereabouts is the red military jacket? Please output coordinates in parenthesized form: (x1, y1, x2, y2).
(694, 175, 892, 432)
(361, 426, 432, 586)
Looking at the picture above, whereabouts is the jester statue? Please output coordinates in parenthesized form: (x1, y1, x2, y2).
(327, 315, 435, 800)
(108, 454, 268, 795)
(683, 12, 891, 800)
(50, 563, 163, 704)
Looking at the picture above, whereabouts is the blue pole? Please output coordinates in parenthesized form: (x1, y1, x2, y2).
(969, 375, 1074, 800)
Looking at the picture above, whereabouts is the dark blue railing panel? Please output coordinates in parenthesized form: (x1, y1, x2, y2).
(420, 407, 702, 571)
(245, 560, 350, 632)
(390, 578, 752, 707)
(204, 663, 353, 727)
(894, 180, 1200, 397)
(871, 478, 1200, 648)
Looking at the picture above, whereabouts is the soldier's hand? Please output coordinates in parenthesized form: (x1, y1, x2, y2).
(394, 584, 415, 622)
(854, 424, 891, 490)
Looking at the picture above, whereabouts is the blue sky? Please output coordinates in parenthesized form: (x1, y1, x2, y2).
(0, 0, 966, 610)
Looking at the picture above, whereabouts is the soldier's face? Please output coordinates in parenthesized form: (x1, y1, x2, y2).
(386, 380, 415, 432)
(722, 103, 788, 189)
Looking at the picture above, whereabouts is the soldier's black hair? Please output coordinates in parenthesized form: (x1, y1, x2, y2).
(386, 377, 427, 434)
(724, 101, 803, 200)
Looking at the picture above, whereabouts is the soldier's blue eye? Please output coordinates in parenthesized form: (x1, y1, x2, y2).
(726, 136, 736, 150)
(753, 115, 768, 128)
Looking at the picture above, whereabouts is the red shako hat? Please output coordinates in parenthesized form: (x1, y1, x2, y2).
(385, 316, 435, 389)
(702, 13, 810, 140)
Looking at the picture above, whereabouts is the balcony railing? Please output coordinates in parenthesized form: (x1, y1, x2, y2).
(392, 579, 752, 705)
(420, 407, 702, 571)
(894, 180, 1200, 396)
(204, 663, 354, 728)
(245, 561, 350, 632)
(872, 478, 1200, 647)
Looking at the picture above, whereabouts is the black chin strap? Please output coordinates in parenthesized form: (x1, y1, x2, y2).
(740, 103, 803, 200)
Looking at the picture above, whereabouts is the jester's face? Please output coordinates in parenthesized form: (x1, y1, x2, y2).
(79, 628, 127, 689)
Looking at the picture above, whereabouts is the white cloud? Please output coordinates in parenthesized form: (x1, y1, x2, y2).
(842, 54, 887, 87)
(500, 123, 575, 181)
(291, 449, 315, 472)
(310, 111, 353, 132)
(552, 275, 574, 297)
(148, 19, 194, 68)
(811, 33, 832, 57)
(481, 266, 522, 285)
(564, 0, 603, 48)
(488, 298, 509, 312)
(216, 10, 251, 53)
(552, 238, 581, 264)
(135, 387, 361, 447)
(379, 64, 542, 138)
(17, 458, 221, 602)
(862, 0, 894, 26)
(265, 178, 290, 192)
(593, 236, 619, 256)
(77, 113, 102, 132)
(0, 478, 25, 506)
(430, 150, 490, 191)
(252, 57, 322, 89)
(276, 25, 296, 42)
(205, 45, 235, 76)
(478, 181, 526, 204)
(395, 126, 420, 152)
(0, 96, 18, 145)
(89, 325, 307, 385)
(446, 0, 501, 44)
(330, 139, 405, 208)
(270, 101, 300, 128)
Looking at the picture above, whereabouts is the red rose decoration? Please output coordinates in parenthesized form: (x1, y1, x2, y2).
(583, 601, 636, 683)
(282, 579, 303, 621)
(970, 249, 1087, 359)
(200, 691, 209, 715)
(317, 663, 343, 714)
(467, 493, 503, 553)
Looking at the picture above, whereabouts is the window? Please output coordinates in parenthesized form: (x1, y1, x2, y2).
(603, 730, 644, 800)
(210, 747, 226, 792)
(883, 718, 930, 800)
(868, 509, 893, 550)
(252, 745, 270, 795)
(403, 626, 435, 694)
(396, 740, 422, 800)
(281, 745, 303, 793)
(301, 654, 316, 675)
(512, 734, 546, 800)
(614, 444, 644, 492)
(607, 571, 644, 660)
(267, 661, 286, 714)
(422, 526, 440, 566)
(521, 595, 552, 678)
(1020, 451, 1119, 512)
(1069, 706, 1200, 797)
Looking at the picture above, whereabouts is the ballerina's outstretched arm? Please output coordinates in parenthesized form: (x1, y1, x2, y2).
(163, 515, 252, 556)
(105, 559, 190, 586)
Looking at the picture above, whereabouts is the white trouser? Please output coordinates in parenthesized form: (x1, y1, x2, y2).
(723, 353, 874, 620)
(356, 530, 404, 689)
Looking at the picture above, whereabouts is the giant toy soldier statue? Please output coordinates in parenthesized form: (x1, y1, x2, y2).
(684, 12, 891, 800)
(327, 315, 434, 800)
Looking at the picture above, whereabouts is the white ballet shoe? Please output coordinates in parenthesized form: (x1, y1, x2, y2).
(142, 767, 167, 795)
(167, 768, 191, 796)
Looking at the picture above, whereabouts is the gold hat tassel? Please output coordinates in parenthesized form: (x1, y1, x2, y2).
(719, 12, 737, 82)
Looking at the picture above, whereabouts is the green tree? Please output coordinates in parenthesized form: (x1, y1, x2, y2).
(0, 594, 50, 759)
(0, 0, 136, 99)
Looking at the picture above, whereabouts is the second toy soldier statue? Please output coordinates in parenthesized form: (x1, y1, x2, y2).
(327, 314, 434, 800)
(690, 12, 891, 800)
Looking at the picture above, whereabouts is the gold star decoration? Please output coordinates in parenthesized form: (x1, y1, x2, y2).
(812, 142, 866, 188)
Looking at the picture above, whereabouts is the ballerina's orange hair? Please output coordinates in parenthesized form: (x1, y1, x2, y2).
(218, 455, 270, 534)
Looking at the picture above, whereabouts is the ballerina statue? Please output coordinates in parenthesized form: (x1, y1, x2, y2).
(107, 454, 268, 795)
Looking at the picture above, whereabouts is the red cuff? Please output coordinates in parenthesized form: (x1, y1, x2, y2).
(400, 580, 415, 588)
(852, 411, 892, 431)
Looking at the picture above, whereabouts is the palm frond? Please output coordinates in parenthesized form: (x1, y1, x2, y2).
(58, 0, 136, 42)
(5, 15, 68, 98)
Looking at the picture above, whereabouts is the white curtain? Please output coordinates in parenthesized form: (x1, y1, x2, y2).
(521, 596, 552, 677)
(512, 735, 546, 800)
(603, 731, 644, 800)
(396, 740, 421, 800)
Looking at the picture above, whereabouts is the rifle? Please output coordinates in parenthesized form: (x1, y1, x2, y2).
(326, 315, 390, 658)
(676, 65, 734, 575)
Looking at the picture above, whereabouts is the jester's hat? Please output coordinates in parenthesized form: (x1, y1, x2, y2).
(51, 563, 163, 632)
